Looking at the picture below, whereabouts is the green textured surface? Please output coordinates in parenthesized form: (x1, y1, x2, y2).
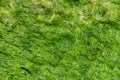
(0, 0, 120, 80)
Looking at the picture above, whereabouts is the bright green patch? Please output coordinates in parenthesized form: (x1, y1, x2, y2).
(0, 0, 120, 80)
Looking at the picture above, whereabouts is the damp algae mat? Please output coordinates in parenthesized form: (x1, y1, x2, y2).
(0, 0, 120, 80)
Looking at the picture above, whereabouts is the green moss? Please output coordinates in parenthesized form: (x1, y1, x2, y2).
(0, 0, 120, 80)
